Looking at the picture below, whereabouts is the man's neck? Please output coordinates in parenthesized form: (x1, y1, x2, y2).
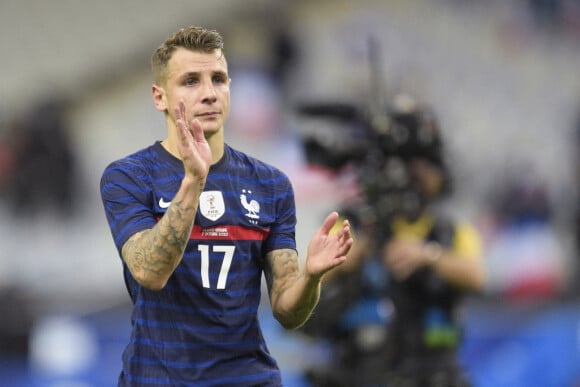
(162, 129, 225, 165)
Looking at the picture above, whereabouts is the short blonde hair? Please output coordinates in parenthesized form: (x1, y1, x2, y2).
(151, 26, 225, 84)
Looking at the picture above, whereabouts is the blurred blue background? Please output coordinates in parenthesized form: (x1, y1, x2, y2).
(1, 0, 580, 386)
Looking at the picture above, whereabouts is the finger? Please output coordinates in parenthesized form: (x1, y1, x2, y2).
(189, 118, 204, 142)
(337, 240, 353, 257)
(319, 211, 339, 235)
(174, 101, 191, 141)
(337, 227, 351, 247)
(335, 229, 353, 253)
(174, 100, 186, 123)
(337, 224, 352, 247)
(340, 221, 351, 240)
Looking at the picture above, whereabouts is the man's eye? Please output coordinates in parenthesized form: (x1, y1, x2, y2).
(213, 75, 225, 83)
(185, 78, 197, 85)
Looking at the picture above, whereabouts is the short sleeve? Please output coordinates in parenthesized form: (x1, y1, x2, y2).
(452, 223, 483, 260)
(100, 161, 157, 254)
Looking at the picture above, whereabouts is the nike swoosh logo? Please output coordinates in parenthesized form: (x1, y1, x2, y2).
(159, 198, 171, 209)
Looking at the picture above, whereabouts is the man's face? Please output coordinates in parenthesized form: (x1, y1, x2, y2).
(153, 47, 230, 137)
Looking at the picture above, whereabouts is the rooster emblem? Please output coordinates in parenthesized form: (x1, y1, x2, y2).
(240, 189, 260, 219)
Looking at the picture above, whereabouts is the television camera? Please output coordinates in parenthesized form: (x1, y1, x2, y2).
(296, 92, 448, 243)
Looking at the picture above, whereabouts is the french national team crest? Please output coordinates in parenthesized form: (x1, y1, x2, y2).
(199, 191, 225, 221)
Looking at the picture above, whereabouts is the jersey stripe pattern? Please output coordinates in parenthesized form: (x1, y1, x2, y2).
(100, 142, 297, 386)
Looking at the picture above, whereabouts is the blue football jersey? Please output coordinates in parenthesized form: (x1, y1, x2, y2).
(100, 142, 297, 386)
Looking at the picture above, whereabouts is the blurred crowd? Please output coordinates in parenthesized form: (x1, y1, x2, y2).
(0, 99, 79, 220)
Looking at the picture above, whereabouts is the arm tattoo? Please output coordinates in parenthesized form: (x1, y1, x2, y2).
(266, 249, 320, 326)
(122, 198, 196, 285)
(266, 249, 300, 298)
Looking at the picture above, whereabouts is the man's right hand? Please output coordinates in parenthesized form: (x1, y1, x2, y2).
(174, 100, 211, 181)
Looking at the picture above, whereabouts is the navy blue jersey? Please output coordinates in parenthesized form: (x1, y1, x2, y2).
(100, 142, 297, 386)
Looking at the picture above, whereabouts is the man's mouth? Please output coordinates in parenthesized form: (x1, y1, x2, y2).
(197, 111, 219, 118)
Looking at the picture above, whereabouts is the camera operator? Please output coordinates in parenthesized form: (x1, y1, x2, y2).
(301, 94, 485, 387)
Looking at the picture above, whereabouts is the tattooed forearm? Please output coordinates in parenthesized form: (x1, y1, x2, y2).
(267, 249, 321, 329)
(122, 198, 197, 290)
(267, 249, 300, 298)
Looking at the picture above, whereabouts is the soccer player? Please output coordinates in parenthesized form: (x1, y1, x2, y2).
(100, 26, 352, 386)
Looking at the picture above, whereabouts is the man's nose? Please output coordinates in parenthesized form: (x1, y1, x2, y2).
(201, 81, 217, 102)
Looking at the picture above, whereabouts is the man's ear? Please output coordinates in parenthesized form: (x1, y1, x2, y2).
(152, 84, 167, 112)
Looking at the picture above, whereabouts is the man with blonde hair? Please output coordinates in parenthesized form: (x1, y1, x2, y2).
(100, 26, 352, 386)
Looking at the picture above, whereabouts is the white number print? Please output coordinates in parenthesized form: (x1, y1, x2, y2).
(198, 245, 235, 289)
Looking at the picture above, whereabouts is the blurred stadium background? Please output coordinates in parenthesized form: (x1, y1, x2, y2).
(1, 0, 580, 386)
